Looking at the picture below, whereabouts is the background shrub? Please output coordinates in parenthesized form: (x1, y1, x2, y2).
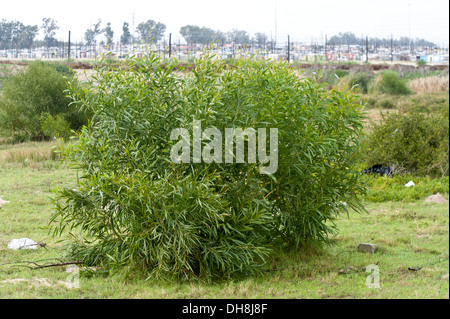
(311, 69, 349, 87)
(348, 72, 373, 94)
(416, 59, 427, 66)
(50, 53, 367, 281)
(371, 71, 412, 95)
(365, 108, 449, 177)
(378, 99, 396, 109)
(0, 61, 90, 142)
(40, 113, 73, 139)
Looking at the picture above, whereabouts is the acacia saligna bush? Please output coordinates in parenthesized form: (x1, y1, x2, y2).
(50, 52, 367, 281)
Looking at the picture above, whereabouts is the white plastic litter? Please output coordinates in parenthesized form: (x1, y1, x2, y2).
(404, 181, 415, 187)
(7, 238, 39, 250)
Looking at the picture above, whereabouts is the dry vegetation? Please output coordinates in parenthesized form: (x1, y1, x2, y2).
(409, 75, 450, 93)
(0, 140, 60, 165)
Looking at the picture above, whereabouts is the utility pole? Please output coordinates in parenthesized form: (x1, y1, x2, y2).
(365, 36, 368, 62)
(390, 34, 393, 63)
(169, 33, 172, 58)
(287, 35, 290, 62)
(68, 31, 71, 59)
(408, 3, 411, 53)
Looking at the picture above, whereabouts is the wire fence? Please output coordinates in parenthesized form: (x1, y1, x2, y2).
(1, 39, 449, 64)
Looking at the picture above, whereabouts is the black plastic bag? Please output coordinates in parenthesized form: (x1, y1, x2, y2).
(362, 164, 394, 177)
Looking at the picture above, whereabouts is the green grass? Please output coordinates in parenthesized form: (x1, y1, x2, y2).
(365, 174, 449, 202)
(0, 147, 448, 298)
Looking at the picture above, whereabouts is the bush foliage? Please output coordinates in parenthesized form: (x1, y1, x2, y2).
(348, 72, 373, 94)
(50, 52, 367, 281)
(371, 71, 412, 95)
(365, 108, 449, 177)
(0, 61, 90, 142)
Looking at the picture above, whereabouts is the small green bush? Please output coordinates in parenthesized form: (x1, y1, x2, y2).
(49, 61, 74, 76)
(50, 52, 367, 281)
(365, 109, 449, 176)
(408, 95, 449, 113)
(372, 71, 412, 95)
(378, 99, 396, 109)
(313, 69, 349, 86)
(416, 59, 427, 66)
(348, 72, 373, 94)
(0, 61, 90, 142)
(335, 69, 350, 79)
(364, 97, 378, 108)
(40, 113, 73, 139)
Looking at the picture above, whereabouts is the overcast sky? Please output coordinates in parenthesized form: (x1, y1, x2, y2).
(2, 0, 449, 46)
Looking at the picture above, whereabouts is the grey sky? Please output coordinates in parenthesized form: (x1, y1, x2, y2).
(2, 0, 449, 46)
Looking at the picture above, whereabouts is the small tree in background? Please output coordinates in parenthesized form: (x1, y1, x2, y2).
(136, 20, 166, 44)
(41, 18, 59, 56)
(84, 20, 103, 55)
(120, 22, 131, 45)
(104, 22, 114, 47)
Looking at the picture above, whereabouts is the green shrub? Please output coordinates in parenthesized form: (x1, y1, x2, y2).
(40, 113, 73, 139)
(0, 61, 90, 142)
(312, 69, 349, 86)
(365, 109, 449, 177)
(408, 94, 449, 113)
(372, 71, 412, 95)
(335, 69, 350, 79)
(49, 52, 367, 281)
(365, 97, 378, 108)
(378, 99, 396, 109)
(49, 61, 74, 76)
(348, 72, 373, 94)
(416, 59, 427, 66)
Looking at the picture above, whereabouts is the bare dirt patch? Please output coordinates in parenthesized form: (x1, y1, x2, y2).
(424, 193, 448, 204)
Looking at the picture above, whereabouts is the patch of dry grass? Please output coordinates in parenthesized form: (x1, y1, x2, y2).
(0, 140, 61, 165)
(409, 75, 449, 93)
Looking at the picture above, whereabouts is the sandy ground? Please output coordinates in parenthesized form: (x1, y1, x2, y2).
(424, 193, 448, 203)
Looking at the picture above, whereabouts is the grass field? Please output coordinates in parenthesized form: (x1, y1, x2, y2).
(0, 151, 448, 298)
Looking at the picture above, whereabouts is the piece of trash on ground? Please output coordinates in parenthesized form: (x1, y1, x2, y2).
(7, 238, 40, 250)
(362, 164, 394, 177)
(404, 181, 415, 187)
